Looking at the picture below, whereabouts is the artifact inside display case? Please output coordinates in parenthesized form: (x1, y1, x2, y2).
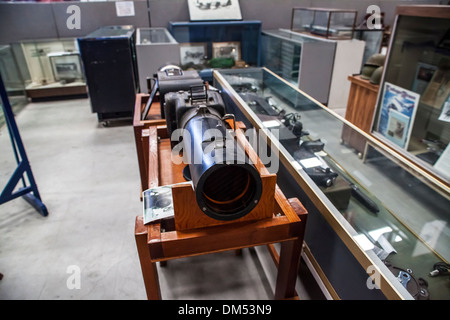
(20, 38, 86, 99)
(215, 67, 450, 300)
(372, 9, 450, 183)
(291, 7, 357, 40)
(178, 41, 244, 70)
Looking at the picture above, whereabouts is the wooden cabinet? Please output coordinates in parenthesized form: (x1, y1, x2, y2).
(341, 75, 379, 154)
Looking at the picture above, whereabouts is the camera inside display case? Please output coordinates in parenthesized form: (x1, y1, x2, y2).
(372, 8, 450, 183)
(291, 7, 357, 40)
(20, 38, 86, 99)
(214, 67, 450, 300)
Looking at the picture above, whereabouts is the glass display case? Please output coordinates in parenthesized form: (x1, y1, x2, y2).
(261, 29, 316, 86)
(0, 44, 27, 128)
(372, 6, 450, 186)
(136, 28, 180, 93)
(261, 28, 364, 112)
(20, 38, 86, 100)
(291, 7, 357, 40)
(353, 29, 384, 69)
(214, 67, 449, 300)
(168, 20, 261, 71)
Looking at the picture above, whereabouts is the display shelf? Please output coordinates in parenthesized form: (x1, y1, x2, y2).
(214, 67, 449, 300)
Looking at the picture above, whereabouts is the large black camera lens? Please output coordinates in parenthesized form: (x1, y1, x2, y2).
(160, 69, 263, 222)
(196, 163, 262, 221)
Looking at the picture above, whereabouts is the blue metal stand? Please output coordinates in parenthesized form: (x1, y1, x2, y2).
(0, 74, 48, 216)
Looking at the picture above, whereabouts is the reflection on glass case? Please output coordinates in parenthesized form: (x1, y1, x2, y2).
(291, 7, 357, 40)
(372, 6, 450, 184)
(0, 44, 27, 128)
(214, 67, 449, 300)
(20, 38, 86, 99)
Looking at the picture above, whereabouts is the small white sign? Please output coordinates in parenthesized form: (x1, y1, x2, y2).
(299, 157, 323, 169)
(116, 1, 135, 17)
(262, 120, 281, 128)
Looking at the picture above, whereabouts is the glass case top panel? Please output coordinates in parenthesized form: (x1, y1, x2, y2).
(373, 15, 450, 184)
(138, 28, 176, 45)
(84, 25, 134, 39)
(217, 67, 450, 300)
(291, 8, 356, 39)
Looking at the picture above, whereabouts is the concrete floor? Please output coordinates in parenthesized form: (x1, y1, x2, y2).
(0, 97, 324, 300)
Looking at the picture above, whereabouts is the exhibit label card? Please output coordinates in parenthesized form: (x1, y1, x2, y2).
(142, 182, 193, 224)
(376, 82, 420, 149)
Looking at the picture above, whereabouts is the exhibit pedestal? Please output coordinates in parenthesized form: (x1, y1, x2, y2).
(341, 75, 379, 154)
(132, 94, 308, 299)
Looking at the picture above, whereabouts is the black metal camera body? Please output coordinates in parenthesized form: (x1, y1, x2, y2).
(154, 67, 263, 221)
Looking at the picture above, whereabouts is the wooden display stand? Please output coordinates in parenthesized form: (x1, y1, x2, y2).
(133, 93, 166, 193)
(133, 93, 308, 299)
(26, 84, 87, 101)
(341, 75, 379, 154)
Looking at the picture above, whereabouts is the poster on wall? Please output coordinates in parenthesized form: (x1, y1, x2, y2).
(376, 82, 420, 149)
(187, 0, 242, 21)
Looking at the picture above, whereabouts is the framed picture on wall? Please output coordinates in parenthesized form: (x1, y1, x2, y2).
(187, 0, 242, 21)
(179, 42, 207, 66)
(212, 41, 241, 61)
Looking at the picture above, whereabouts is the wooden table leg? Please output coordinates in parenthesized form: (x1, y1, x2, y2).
(134, 216, 162, 300)
(274, 198, 308, 300)
(274, 239, 302, 299)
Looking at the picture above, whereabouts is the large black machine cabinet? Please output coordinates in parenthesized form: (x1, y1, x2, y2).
(78, 25, 139, 124)
(142, 66, 263, 222)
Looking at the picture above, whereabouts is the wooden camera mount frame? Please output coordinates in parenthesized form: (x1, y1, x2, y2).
(133, 93, 308, 300)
